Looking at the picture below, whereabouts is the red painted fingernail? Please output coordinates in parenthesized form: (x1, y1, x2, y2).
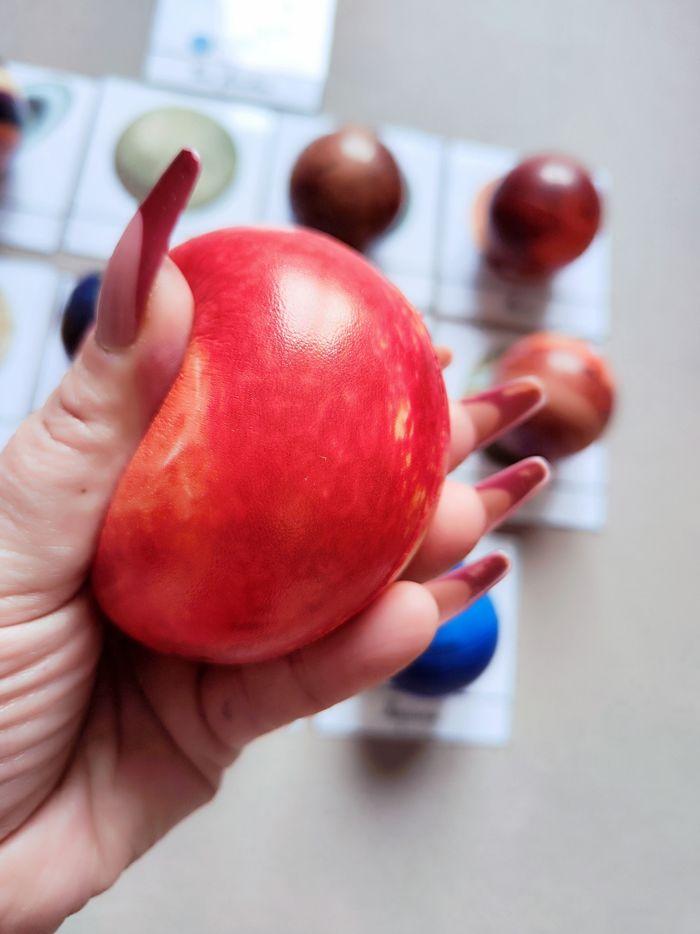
(463, 377, 546, 449)
(432, 551, 510, 623)
(96, 148, 201, 351)
(475, 455, 551, 530)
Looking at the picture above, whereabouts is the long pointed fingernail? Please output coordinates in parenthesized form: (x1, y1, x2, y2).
(463, 377, 546, 450)
(431, 551, 510, 623)
(96, 148, 201, 351)
(476, 456, 551, 530)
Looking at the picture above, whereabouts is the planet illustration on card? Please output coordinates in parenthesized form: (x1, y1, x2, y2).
(20, 82, 72, 147)
(190, 34, 215, 57)
(0, 67, 26, 173)
(393, 594, 499, 697)
(115, 108, 237, 208)
(0, 290, 14, 363)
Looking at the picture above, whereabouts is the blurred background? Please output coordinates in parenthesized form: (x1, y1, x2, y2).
(3, 1, 700, 931)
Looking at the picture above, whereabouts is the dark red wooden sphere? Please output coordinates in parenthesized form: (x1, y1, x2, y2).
(484, 154, 602, 278)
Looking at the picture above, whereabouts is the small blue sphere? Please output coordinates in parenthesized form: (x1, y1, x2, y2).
(61, 272, 101, 358)
(392, 594, 499, 697)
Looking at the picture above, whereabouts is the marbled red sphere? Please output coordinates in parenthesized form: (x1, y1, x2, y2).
(93, 227, 449, 664)
(484, 154, 602, 278)
(290, 125, 404, 252)
(492, 333, 615, 460)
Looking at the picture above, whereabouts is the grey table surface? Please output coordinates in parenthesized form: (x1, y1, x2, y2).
(4, 1, 700, 932)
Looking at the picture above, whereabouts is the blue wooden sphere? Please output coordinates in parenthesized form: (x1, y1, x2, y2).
(61, 272, 101, 358)
(392, 594, 499, 697)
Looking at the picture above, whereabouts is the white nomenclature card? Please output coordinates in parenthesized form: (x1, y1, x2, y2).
(64, 77, 278, 259)
(0, 256, 58, 424)
(313, 534, 520, 746)
(0, 63, 98, 254)
(145, 0, 337, 113)
(436, 139, 611, 341)
(263, 113, 444, 281)
(432, 318, 608, 531)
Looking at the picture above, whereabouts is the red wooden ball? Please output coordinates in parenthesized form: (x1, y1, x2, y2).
(484, 154, 602, 278)
(92, 227, 449, 664)
(289, 125, 404, 252)
(492, 333, 615, 460)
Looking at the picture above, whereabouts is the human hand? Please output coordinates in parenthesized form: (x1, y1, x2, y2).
(0, 151, 549, 932)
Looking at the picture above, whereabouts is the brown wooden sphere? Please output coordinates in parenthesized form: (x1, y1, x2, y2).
(289, 125, 404, 251)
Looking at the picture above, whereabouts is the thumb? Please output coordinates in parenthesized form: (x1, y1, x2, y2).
(0, 150, 200, 624)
